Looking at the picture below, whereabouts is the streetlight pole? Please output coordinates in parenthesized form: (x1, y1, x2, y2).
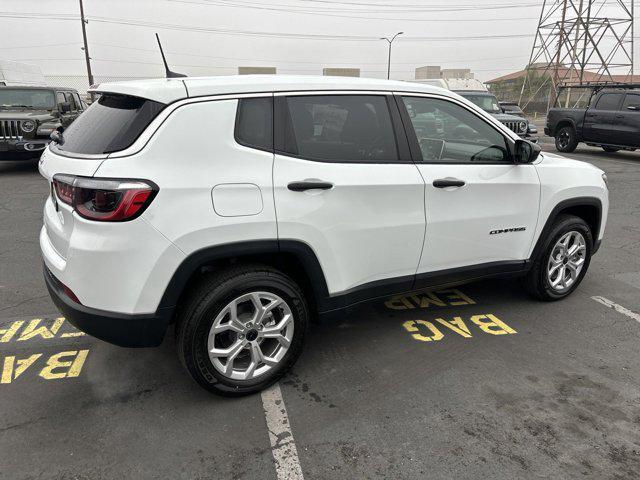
(380, 32, 403, 80)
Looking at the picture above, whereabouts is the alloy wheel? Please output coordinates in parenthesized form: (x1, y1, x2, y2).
(547, 231, 586, 293)
(207, 291, 294, 381)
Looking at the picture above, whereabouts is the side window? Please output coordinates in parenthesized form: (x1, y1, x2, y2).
(66, 92, 78, 111)
(622, 93, 640, 110)
(281, 95, 398, 162)
(235, 97, 273, 151)
(594, 93, 623, 111)
(56, 92, 66, 106)
(72, 93, 82, 111)
(402, 96, 509, 164)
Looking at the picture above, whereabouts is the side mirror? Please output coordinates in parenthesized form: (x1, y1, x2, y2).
(514, 139, 540, 164)
(59, 102, 71, 113)
(50, 126, 65, 145)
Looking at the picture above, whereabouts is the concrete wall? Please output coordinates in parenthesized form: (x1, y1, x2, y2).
(415, 66, 441, 80)
(322, 68, 360, 77)
(441, 68, 473, 80)
(238, 67, 277, 75)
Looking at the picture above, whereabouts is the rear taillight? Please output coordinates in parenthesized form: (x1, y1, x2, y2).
(52, 174, 158, 222)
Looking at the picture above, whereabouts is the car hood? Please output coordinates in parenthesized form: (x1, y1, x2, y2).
(492, 112, 527, 122)
(0, 110, 55, 121)
(538, 151, 603, 172)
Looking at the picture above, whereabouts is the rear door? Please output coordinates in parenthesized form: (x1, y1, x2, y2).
(397, 94, 540, 275)
(583, 92, 623, 143)
(272, 92, 426, 299)
(612, 92, 640, 147)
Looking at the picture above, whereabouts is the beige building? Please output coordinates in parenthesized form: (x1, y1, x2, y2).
(415, 66, 441, 80)
(441, 68, 473, 80)
(238, 67, 276, 75)
(322, 68, 360, 77)
(415, 66, 474, 80)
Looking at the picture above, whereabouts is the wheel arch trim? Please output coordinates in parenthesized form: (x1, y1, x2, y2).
(156, 239, 330, 312)
(529, 196, 603, 262)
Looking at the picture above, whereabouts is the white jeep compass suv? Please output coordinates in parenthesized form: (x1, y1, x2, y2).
(39, 76, 608, 395)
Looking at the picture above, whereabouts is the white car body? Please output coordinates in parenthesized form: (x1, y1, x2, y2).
(38, 75, 608, 348)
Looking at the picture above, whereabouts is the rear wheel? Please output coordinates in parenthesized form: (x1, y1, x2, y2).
(555, 126, 578, 153)
(523, 215, 593, 301)
(602, 146, 620, 153)
(176, 264, 309, 396)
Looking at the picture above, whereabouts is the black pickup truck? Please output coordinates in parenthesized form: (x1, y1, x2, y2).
(545, 85, 640, 153)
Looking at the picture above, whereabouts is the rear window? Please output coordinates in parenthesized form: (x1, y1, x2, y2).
(53, 94, 164, 155)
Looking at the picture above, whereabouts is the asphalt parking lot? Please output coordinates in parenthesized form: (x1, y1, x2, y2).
(1, 143, 639, 480)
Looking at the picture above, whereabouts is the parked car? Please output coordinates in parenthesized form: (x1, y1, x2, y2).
(0, 86, 85, 160)
(39, 76, 608, 395)
(456, 91, 539, 142)
(546, 86, 640, 153)
(500, 101, 524, 116)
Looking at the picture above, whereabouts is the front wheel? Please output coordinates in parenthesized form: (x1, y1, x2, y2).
(555, 126, 578, 153)
(523, 215, 593, 301)
(176, 264, 309, 396)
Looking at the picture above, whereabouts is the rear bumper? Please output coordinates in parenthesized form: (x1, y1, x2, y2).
(44, 265, 171, 348)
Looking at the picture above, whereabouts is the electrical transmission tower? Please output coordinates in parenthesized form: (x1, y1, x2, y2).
(519, 0, 634, 111)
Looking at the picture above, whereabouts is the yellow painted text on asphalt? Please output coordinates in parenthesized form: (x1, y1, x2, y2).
(385, 288, 476, 310)
(0, 318, 84, 343)
(403, 314, 516, 342)
(1, 350, 89, 384)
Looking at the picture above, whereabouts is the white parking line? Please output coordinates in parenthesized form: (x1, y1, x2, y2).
(261, 383, 305, 480)
(591, 296, 640, 323)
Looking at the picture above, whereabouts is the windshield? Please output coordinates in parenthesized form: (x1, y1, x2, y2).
(460, 94, 502, 114)
(0, 89, 55, 109)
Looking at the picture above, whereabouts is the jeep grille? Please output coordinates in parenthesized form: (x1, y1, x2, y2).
(503, 120, 527, 135)
(0, 120, 22, 140)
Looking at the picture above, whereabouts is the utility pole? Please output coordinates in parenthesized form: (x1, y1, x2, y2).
(78, 0, 94, 89)
(380, 32, 403, 80)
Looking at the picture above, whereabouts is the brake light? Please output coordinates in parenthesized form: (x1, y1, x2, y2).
(52, 174, 158, 222)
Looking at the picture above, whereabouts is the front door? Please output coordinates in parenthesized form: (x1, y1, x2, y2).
(398, 94, 540, 276)
(273, 93, 426, 300)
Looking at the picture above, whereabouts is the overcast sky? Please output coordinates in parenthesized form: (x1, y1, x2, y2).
(0, 0, 637, 83)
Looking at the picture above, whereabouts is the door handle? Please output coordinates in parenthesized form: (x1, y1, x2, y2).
(615, 115, 624, 118)
(287, 181, 334, 192)
(433, 178, 465, 188)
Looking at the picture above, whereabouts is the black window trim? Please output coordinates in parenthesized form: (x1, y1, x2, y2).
(395, 93, 519, 166)
(273, 93, 413, 164)
(233, 95, 275, 153)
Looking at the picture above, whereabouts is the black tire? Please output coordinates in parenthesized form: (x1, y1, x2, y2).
(555, 126, 578, 153)
(602, 146, 620, 153)
(522, 214, 593, 301)
(176, 264, 309, 396)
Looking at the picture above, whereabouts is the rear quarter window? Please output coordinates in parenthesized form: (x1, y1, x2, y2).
(53, 94, 165, 155)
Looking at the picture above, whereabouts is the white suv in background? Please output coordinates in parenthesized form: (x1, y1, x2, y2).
(39, 76, 608, 395)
